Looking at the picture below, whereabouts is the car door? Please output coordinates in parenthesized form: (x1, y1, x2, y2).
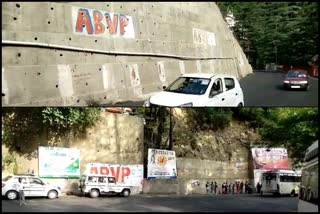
(206, 78, 227, 106)
(222, 77, 240, 106)
(28, 177, 47, 196)
(98, 176, 109, 194)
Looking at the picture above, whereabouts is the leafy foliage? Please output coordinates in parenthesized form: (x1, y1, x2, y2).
(2, 107, 102, 158)
(218, 2, 318, 68)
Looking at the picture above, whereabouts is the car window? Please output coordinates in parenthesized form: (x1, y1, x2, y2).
(287, 71, 307, 77)
(88, 176, 98, 183)
(165, 77, 211, 95)
(15, 177, 28, 184)
(98, 177, 107, 183)
(108, 177, 116, 184)
(224, 78, 235, 91)
(29, 177, 44, 185)
(209, 78, 223, 97)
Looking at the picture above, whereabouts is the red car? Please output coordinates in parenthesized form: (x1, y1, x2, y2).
(283, 70, 309, 91)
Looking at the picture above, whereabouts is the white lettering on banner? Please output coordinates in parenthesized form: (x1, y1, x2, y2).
(193, 28, 216, 46)
(147, 149, 177, 179)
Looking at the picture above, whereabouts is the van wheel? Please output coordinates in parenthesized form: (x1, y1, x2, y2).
(48, 190, 58, 199)
(238, 103, 243, 107)
(290, 190, 296, 197)
(6, 190, 18, 200)
(122, 189, 131, 197)
(89, 189, 99, 198)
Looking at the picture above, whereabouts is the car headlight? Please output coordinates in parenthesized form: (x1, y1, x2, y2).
(283, 80, 289, 83)
(299, 81, 308, 84)
(179, 102, 193, 107)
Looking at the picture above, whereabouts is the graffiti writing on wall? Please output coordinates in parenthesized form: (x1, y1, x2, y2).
(193, 28, 216, 46)
(72, 7, 135, 38)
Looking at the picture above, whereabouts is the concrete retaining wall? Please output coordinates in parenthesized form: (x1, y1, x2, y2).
(2, 2, 252, 106)
(143, 157, 252, 195)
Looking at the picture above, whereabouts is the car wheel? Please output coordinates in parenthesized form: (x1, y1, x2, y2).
(6, 190, 18, 200)
(237, 103, 243, 107)
(89, 189, 99, 198)
(122, 189, 130, 197)
(290, 190, 296, 197)
(48, 190, 58, 199)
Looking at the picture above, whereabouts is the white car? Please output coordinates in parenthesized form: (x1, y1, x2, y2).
(2, 174, 62, 200)
(80, 175, 131, 198)
(145, 73, 244, 107)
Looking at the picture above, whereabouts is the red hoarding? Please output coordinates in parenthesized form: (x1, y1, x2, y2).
(251, 148, 289, 170)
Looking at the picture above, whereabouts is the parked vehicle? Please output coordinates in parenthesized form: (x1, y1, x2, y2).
(144, 73, 244, 107)
(79, 175, 131, 198)
(2, 174, 62, 200)
(260, 169, 301, 196)
(283, 70, 309, 90)
(298, 141, 318, 212)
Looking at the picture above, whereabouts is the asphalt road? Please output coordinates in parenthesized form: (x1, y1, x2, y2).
(2, 194, 298, 212)
(240, 71, 318, 107)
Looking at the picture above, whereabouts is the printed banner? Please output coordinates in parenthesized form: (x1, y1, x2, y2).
(72, 6, 135, 38)
(193, 28, 216, 46)
(38, 146, 80, 178)
(84, 163, 144, 191)
(251, 148, 289, 170)
(147, 149, 177, 179)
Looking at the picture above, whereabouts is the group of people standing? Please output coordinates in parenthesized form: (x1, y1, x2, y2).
(205, 180, 251, 195)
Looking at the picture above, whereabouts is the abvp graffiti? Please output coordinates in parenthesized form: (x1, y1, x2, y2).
(72, 7, 135, 38)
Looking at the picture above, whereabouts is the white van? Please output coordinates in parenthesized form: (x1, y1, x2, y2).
(79, 175, 131, 198)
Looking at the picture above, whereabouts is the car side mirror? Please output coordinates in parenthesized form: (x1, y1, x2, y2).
(163, 86, 167, 90)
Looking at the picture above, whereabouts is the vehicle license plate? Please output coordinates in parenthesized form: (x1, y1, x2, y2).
(291, 86, 300, 88)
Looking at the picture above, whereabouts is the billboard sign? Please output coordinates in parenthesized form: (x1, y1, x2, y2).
(84, 163, 144, 192)
(147, 149, 177, 179)
(38, 146, 80, 178)
(251, 148, 289, 170)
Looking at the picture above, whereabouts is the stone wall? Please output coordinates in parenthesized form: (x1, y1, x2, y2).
(2, 2, 252, 106)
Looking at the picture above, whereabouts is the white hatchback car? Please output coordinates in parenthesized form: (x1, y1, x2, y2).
(2, 174, 62, 200)
(145, 73, 244, 107)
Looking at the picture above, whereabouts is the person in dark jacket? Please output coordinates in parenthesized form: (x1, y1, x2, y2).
(245, 181, 248, 194)
(206, 181, 210, 195)
(214, 181, 218, 195)
(232, 183, 235, 194)
(240, 181, 244, 194)
(210, 181, 214, 195)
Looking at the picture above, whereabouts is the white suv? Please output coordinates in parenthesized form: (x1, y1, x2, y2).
(145, 73, 244, 107)
(80, 175, 131, 198)
(2, 174, 62, 200)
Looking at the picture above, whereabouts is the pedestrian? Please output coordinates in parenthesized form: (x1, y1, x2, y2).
(214, 181, 218, 195)
(210, 181, 214, 195)
(222, 183, 225, 194)
(14, 178, 27, 206)
(245, 181, 248, 194)
(257, 182, 262, 194)
(225, 182, 228, 194)
(228, 183, 231, 194)
(240, 181, 244, 194)
(232, 183, 235, 194)
(236, 181, 240, 194)
(205, 181, 210, 195)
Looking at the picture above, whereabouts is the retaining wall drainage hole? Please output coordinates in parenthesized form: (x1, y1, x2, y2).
(48, 21, 51, 24)
(17, 53, 21, 57)
(2, 93, 5, 97)
(13, 17, 17, 20)
(51, 7, 54, 10)
(56, 85, 59, 88)
(16, 4, 20, 8)
(34, 37, 38, 40)
(60, 54, 63, 56)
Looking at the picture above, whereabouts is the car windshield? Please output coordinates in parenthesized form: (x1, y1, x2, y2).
(2, 176, 12, 181)
(165, 77, 211, 95)
(287, 71, 307, 78)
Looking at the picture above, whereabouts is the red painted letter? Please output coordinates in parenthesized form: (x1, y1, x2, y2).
(100, 166, 109, 175)
(121, 167, 131, 182)
(110, 167, 121, 182)
(93, 10, 105, 34)
(90, 167, 98, 175)
(75, 9, 93, 34)
(105, 13, 118, 35)
(119, 15, 129, 36)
